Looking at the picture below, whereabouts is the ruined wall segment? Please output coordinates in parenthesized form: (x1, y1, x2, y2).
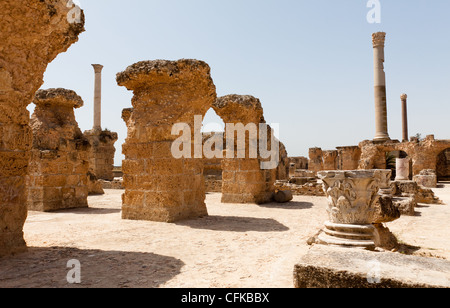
(117, 59, 217, 222)
(0, 0, 84, 256)
(84, 129, 118, 181)
(27, 89, 90, 212)
(213, 95, 276, 204)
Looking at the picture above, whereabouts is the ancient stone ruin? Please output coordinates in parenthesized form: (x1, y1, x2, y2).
(117, 59, 216, 222)
(212, 95, 277, 204)
(0, 0, 85, 256)
(27, 89, 90, 212)
(314, 170, 400, 250)
(84, 64, 118, 182)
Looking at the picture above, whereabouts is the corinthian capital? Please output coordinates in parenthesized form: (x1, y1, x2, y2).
(92, 64, 104, 74)
(372, 32, 386, 48)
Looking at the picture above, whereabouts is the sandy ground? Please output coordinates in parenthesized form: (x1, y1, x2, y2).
(0, 183, 449, 288)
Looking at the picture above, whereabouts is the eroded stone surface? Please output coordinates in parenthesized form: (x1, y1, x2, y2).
(0, 0, 84, 256)
(213, 95, 276, 204)
(117, 59, 216, 222)
(27, 89, 90, 212)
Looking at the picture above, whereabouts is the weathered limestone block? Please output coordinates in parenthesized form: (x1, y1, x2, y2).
(358, 140, 387, 170)
(213, 95, 277, 204)
(322, 150, 338, 171)
(274, 180, 325, 197)
(84, 129, 118, 181)
(27, 89, 90, 212)
(273, 190, 293, 203)
(117, 59, 216, 222)
(294, 245, 450, 288)
(336, 146, 361, 170)
(413, 169, 437, 188)
(308, 148, 324, 174)
(276, 141, 289, 181)
(87, 171, 105, 195)
(392, 196, 416, 216)
(0, 0, 84, 256)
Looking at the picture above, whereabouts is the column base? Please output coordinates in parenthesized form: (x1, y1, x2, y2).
(316, 222, 376, 250)
(373, 135, 390, 142)
(0, 231, 27, 257)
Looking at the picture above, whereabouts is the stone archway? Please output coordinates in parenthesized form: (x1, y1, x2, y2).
(437, 148, 450, 182)
(0, 1, 85, 256)
(117, 59, 217, 222)
(212, 95, 276, 204)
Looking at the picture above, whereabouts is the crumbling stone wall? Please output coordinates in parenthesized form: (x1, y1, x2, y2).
(308, 148, 324, 174)
(212, 95, 276, 204)
(310, 136, 450, 181)
(336, 146, 361, 170)
(84, 129, 118, 181)
(27, 89, 90, 211)
(360, 136, 450, 176)
(117, 59, 216, 222)
(0, 0, 84, 255)
(289, 157, 309, 171)
(437, 148, 450, 181)
(322, 150, 338, 171)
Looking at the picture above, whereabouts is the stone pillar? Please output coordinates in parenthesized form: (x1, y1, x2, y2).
(83, 129, 118, 181)
(308, 148, 324, 174)
(372, 32, 390, 142)
(395, 158, 410, 181)
(117, 59, 217, 222)
(316, 170, 382, 249)
(27, 89, 90, 211)
(92, 64, 103, 130)
(213, 95, 277, 204)
(0, 1, 84, 256)
(401, 94, 409, 142)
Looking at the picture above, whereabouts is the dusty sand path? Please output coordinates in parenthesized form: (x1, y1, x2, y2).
(0, 184, 449, 288)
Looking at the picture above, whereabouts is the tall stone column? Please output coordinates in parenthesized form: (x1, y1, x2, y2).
(401, 94, 409, 142)
(0, 0, 84, 256)
(117, 59, 217, 222)
(372, 32, 390, 142)
(92, 64, 103, 130)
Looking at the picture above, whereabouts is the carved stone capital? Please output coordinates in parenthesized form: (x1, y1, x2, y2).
(372, 32, 386, 48)
(92, 64, 104, 74)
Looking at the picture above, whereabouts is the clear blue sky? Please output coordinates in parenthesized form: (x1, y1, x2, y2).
(37, 0, 450, 166)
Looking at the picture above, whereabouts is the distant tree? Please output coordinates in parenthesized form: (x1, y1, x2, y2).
(414, 133, 423, 141)
(386, 152, 396, 170)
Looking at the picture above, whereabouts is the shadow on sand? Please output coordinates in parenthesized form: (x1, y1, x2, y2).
(0, 247, 184, 288)
(258, 201, 314, 210)
(176, 215, 289, 232)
